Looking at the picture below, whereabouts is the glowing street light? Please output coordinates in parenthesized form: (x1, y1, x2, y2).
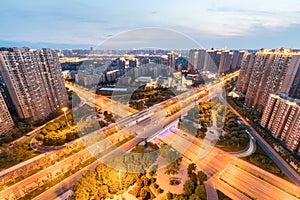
(61, 107, 69, 126)
(118, 170, 122, 189)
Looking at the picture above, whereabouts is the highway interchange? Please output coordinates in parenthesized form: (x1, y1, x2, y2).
(1, 70, 300, 200)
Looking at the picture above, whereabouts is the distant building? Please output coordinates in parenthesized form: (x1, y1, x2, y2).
(188, 49, 206, 71)
(106, 69, 119, 82)
(135, 76, 152, 83)
(182, 76, 193, 87)
(218, 50, 232, 74)
(118, 77, 131, 85)
(231, 50, 247, 71)
(204, 49, 222, 72)
(0, 92, 14, 135)
(261, 93, 300, 152)
(128, 59, 137, 68)
(168, 51, 176, 71)
(0, 47, 68, 121)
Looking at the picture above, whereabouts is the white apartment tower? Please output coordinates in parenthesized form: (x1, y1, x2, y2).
(0, 47, 68, 121)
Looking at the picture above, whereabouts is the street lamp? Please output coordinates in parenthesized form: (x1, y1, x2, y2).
(117, 170, 123, 199)
(118, 170, 122, 189)
(61, 107, 69, 126)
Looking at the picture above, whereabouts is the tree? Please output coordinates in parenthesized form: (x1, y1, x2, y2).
(183, 180, 195, 196)
(157, 187, 163, 193)
(190, 172, 198, 185)
(166, 192, 173, 200)
(140, 188, 149, 200)
(189, 194, 200, 200)
(195, 185, 206, 199)
(197, 171, 207, 185)
(187, 163, 196, 177)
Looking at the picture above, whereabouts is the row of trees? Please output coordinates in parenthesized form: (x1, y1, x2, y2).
(217, 109, 249, 152)
(0, 123, 33, 146)
(0, 141, 36, 170)
(243, 145, 281, 175)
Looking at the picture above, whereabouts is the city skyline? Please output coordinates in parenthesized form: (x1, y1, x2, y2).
(1, 0, 300, 49)
(0, 1, 300, 199)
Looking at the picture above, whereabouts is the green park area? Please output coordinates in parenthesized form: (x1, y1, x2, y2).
(129, 86, 177, 111)
(71, 138, 210, 200)
(71, 144, 163, 200)
(178, 97, 249, 152)
(243, 143, 282, 176)
(36, 104, 117, 146)
(0, 141, 38, 170)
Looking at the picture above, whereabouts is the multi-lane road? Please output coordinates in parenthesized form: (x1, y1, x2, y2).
(159, 127, 299, 199)
(65, 83, 138, 118)
(219, 94, 300, 186)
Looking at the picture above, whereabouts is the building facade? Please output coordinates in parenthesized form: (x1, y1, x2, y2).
(0, 47, 68, 121)
(261, 93, 300, 152)
(236, 52, 255, 94)
(236, 49, 300, 112)
(280, 55, 300, 99)
(231, 50, 246, 71)
(218, 50, 232, 74)
(0, 92, 14, 135)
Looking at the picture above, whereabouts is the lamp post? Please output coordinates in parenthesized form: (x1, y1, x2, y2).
(61, 107, 69, 126)
(118, 170, 122, 189)
(117, 170, 122, 200)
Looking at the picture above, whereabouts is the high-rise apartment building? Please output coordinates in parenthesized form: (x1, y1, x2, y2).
(0, 92, 14, 135)
(231, 50, 246, 71)
(236, 52, 255, 94)
(257, 52, 294, 112)
(236, 49, 300, 112)
(244, 49, 276, 111)
(218, 50, 232, 74)
(261, 93, 300, 152)
(168, 51, 176, 71)
(204, 49, 221, 72)
(188, 49, 206, 71)
(189, 49, 234, 73)
(0, 47, 68, 121)
(280, 55, 300, 99)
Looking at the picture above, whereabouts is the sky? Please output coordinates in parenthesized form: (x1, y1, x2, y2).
(1, 0, 300, 49)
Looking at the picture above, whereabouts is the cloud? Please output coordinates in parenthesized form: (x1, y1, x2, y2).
(1, 0, 300, 48)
